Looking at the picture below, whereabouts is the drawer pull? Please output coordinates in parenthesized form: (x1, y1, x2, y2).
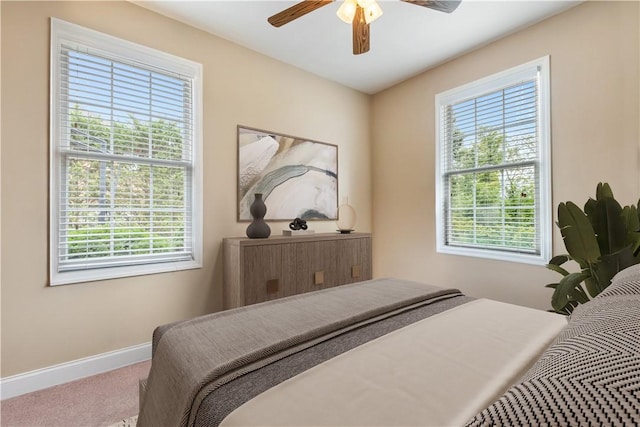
(266, 279, 279, 294)
(314, 271, 324, 285)
(352, 265, 361, 278)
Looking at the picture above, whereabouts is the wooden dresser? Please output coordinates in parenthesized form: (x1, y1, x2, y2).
(223, 232, 372, 309)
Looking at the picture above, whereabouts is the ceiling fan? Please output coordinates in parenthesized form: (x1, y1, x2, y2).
(268, 0, 462, 55)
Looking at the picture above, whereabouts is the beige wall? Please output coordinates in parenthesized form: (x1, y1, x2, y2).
(0, 1, 371, 377)
(371, 1, 640, 310)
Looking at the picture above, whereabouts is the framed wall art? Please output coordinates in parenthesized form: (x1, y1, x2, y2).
(237, 125, 338, 221)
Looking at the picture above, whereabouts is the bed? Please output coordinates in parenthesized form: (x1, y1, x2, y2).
(137, 267, 640, 426)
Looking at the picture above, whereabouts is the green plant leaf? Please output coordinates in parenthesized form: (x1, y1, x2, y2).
(622, 206, 640, 257)
(588, 197, 627, 255)
(622, 205, 640, 232)
(584, 276, 600, 298)
(557, 201, 601, 267)
(546, 254, 571, 276)
(596, 182, 614, 200)
(548, 254, 570, 266)
(547, 184, 638, 312)
(546, 263, 570, 277)
(569, 286, 590, 304)
(552, 271, 591, 312)
(596, 245, 640, 292)
(584, 198, 597, 218)
(630, 231, 640, 257)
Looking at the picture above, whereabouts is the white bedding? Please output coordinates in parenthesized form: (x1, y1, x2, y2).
(221, 298, 567, 427)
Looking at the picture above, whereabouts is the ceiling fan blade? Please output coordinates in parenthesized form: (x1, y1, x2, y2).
(268, 0, 334, 27)
(401, 0, 462, 13)
(352, 6, 370, 55)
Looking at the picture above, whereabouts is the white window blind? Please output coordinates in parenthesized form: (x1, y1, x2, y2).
(50, 19, 202, 285)
(435, 57, 551, 265)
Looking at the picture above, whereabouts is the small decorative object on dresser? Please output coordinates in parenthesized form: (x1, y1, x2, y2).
(282, 229, 315, 236)
(246, 193, 271, 239)
(336, 196, 356, 233)
(289, 217, 308, 230)
(283, 217, 315, 236)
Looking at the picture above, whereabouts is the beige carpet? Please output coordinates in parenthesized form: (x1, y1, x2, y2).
(108, 415, 138, 427)
(0, 361, 149, 426)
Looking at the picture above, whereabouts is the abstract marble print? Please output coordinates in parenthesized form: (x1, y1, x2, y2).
(238, 126, 338, 221)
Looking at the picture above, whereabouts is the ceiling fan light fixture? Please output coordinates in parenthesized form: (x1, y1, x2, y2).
(268, 0, 461, 56)
(337, 0, 358, 24)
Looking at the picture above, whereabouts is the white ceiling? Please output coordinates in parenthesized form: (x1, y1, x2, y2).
(134, 0, 581, 94)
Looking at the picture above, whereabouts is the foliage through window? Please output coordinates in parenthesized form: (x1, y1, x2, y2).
(435, 58, 551, 264)
(50, 19, 202, 285)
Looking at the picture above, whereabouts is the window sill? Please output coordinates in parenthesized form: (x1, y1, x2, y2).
(437, 244, 547, 266)
(49, 259, 202, 286)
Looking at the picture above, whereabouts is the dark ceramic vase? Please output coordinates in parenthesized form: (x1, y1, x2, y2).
(246, 193, 271, 238)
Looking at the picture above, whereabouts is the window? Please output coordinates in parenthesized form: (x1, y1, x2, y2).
(50, 19, 203, 285)
(435, 57, 551, 265)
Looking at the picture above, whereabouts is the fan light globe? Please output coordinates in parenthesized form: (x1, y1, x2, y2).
(337, 0, 357, 23)
(363, 2, 383, 24)
(338, 0, 383, 26)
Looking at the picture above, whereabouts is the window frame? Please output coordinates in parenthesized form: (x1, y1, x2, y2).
(49, 18, 203, 285)
(434, 56, 551, 265)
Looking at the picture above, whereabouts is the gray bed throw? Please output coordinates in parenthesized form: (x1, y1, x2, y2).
(137, 278, 461, 427)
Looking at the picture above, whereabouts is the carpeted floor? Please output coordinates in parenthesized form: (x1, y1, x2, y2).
(108, 415, 138, 427)
(0, 361, 150, 426)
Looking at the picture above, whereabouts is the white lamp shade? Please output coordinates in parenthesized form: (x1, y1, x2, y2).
(363, 1, 383, 24)
(357, 0, 374, 7)
(337, 0, 357, 23)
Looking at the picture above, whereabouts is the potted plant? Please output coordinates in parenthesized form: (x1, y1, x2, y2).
(546, 183, 640, 314)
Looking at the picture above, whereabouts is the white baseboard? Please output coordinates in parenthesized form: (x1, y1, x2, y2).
(0, 342, 151, 400)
